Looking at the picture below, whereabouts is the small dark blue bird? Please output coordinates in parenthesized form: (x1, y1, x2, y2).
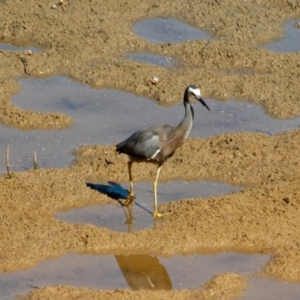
(116, 85, 210, 218)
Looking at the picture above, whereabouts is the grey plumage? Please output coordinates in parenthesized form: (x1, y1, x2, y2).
(116, 125, 176, 162)
(116, 85, 210, 218)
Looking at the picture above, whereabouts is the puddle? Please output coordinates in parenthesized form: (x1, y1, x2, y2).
(56, 180, 242, 232)
(1, 76, 300, 172)
(244, 277, 300, 300)
(0, 252, 270, 299)
(224, 68, 255, 76)
(134, 18, 211, 43)
(0, 43, 39, 52)
(125, 53, 176, 67)
(196, 100, 300, 137)
(264, 20, 300, 52)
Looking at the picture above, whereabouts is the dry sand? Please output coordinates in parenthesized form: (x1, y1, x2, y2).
(0, 0, 300, 299)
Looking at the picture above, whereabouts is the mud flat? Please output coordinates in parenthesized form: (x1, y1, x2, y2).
(0, 0, 300, 299)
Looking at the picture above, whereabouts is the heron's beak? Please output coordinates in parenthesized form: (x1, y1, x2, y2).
(198, 97, 210, 111)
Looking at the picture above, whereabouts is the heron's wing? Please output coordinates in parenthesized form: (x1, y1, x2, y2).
(116, 127, 172, 159)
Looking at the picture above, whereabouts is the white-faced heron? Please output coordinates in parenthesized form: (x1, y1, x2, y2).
(116, 85, 210, 218)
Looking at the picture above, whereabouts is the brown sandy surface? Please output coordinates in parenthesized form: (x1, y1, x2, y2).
(0, 0, 300, 299)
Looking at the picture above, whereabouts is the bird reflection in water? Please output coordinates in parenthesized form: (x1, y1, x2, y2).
(86, 182, 172, 290)
(115, 254, 172, 291)
(115, 204, 172, 289)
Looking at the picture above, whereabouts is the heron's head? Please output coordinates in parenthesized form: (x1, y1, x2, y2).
(187, 85, 210, 111)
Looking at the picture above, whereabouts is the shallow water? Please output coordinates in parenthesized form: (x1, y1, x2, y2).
(244, 277, 300, 300)
(1, 76, 300, 173)
(0, 252, 270, 299)
(134, 18, 211, 43)
(0, 43, 39, 52)
(56, 180, 242, 232)
(265, 20, 300, 52)
(125, 53, 176, 67)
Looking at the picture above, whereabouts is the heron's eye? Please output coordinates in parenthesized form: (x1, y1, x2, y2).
(191, 89, 201, 97)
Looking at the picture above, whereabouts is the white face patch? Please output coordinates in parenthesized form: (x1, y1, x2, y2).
(188, 86, 201, 98)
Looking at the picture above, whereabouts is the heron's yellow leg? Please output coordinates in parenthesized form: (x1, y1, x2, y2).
(153, 164, 171, 218)
(124, 161, 134, 206)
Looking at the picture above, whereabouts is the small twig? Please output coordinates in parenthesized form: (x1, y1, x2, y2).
(26, 278, 40, 289)
(6, 144, 12, 179)
(33, 151, 38, 170)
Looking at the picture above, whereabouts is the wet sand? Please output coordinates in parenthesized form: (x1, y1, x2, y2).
(0, 0, 300, 299)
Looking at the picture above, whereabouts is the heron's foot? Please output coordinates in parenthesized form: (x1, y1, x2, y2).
(153, 210, 172, 218)
(124, 195, 134, 206)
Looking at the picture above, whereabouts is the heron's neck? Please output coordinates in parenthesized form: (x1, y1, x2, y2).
(177, 101, 194, 141)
